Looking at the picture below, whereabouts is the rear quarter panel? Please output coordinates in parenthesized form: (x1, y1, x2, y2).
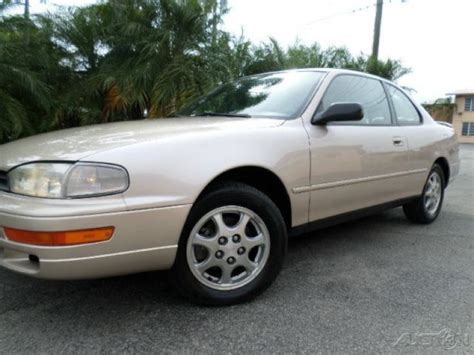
(401, 108, 460, 193)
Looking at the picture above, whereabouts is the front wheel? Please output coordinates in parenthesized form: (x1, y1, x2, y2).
(171, 183, 287, 306)
(403, 164, 445, 224)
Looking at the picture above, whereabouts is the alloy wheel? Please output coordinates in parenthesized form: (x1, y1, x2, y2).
(186, 205, 270, 291)
(424, 171, 442, 216)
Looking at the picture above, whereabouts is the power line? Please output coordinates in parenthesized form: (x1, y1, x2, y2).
(304, 0, 407, 28)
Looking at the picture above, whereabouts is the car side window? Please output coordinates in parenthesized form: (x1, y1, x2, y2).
(316, 74, 392, 125)
(387, 85, 421, 125)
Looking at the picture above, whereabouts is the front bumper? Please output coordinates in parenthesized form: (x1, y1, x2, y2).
(0, 192, 191, 279)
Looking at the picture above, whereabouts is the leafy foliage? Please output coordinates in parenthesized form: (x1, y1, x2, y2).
(0, 0, 411, 144)
(0, 16, 56, 142)
(0, 0, 16, 13)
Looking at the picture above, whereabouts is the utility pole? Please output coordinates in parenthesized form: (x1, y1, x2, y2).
(24, 0, 29, 18)
(371, 0, 383, 61)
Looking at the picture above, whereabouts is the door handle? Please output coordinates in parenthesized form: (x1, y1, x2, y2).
(392, 137, 404, 146)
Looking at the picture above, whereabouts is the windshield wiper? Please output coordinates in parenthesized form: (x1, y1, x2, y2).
(200, 111, 251, 118)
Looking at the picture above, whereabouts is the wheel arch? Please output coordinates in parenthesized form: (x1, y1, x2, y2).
(434, 157, 450, 187)
(196, 166, 292, 230)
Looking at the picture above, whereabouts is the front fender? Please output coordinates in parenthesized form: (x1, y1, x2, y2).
(83, 119, 311, 226)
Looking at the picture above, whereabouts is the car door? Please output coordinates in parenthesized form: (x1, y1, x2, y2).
(303, 74, 411, 221)
(385, 84, 436, 196)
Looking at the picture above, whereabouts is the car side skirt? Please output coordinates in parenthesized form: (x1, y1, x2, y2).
(289, 196, 419, 237)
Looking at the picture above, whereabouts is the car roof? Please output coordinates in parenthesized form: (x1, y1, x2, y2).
(259, 68, 395, 85)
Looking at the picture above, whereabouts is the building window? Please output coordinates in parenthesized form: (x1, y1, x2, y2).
(465, 97, 474, 112)
(462, 122, 474, 136)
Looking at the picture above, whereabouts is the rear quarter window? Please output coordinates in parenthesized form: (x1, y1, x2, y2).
(387, 85, 422, 125)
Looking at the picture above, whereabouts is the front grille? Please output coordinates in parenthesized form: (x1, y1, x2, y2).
(0, 171, 9, 192)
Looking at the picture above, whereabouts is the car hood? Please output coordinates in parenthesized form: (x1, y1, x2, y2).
(0, 116, 284, 170)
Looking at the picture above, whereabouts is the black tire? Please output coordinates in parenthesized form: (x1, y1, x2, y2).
(403, 164, 445, 224)
(170, 182, 287, 306)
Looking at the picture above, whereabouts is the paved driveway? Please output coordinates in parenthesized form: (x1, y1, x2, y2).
(1, 145, 473, 354)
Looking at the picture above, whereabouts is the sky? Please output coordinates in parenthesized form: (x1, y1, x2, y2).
(11, 0, 474, 102)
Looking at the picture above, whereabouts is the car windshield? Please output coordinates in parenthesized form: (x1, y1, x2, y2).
(176, 71, 325, 119)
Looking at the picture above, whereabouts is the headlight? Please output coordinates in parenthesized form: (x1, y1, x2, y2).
(8, 163, 129, 198)
(9, 163, 70, 198)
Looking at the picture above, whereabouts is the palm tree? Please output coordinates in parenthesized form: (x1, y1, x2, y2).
(0, 0, 412, 144)
(0, 0, 15, 14)
(92, 0, 227, 118)
(0, 16, 53, 143)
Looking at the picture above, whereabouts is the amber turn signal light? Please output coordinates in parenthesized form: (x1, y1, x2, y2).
(3, 227, 114, 246)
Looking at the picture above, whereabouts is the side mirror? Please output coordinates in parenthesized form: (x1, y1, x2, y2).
(311, 103, 364, 125)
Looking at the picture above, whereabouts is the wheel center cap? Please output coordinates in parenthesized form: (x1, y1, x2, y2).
(221, 242, 240, 259)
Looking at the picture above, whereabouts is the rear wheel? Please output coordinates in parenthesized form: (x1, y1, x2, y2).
(403, 164, 445, 224)
(171, 183, 287, 306)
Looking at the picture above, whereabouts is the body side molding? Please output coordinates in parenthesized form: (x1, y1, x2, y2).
(292, 169, 428, 194)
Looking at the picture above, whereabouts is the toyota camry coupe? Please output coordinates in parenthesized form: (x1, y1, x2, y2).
(0, 69, 460, 305)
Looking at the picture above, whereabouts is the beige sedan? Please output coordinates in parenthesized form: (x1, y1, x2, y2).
(0, 69, 460, 305)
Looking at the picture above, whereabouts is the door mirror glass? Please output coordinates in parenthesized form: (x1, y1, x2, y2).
(311, 103, 364, 125)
